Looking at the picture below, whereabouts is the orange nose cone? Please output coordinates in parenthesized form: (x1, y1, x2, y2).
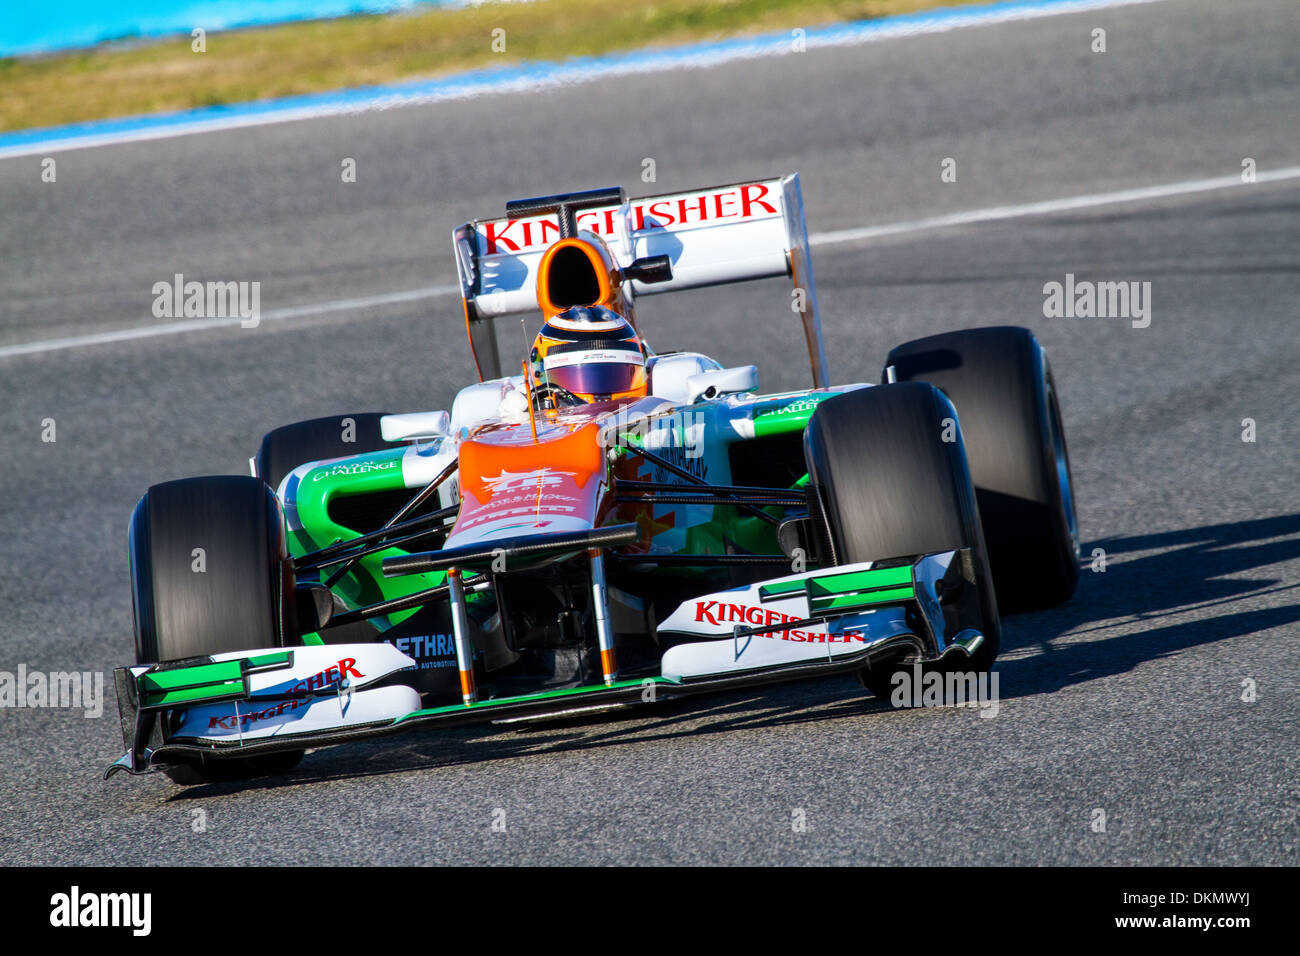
(458, 421, 606, 506)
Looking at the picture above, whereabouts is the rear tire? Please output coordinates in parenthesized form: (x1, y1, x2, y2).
(886, 326, 1079, 611)
(803, 383, 999, 699)
(255, 412, 397, 495)
(129, 475, 303, 784)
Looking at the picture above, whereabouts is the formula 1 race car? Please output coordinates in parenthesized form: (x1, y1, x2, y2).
(107, 174, 1080, 784)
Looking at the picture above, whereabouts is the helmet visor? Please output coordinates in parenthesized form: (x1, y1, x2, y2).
(544, 361, 642, 398)
(542, 346, 644, 398)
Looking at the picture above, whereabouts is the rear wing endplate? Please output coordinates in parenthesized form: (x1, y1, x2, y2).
(452, 173, 827, 387)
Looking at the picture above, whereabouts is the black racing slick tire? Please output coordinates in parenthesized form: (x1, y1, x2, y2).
(803, 383, 1000, 698)
(886, 326, 1080, 612)
(255, 412, 397, 495)
(128, 475, 303, 785)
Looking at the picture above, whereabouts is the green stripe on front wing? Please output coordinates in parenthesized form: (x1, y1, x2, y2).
(758, 579, 806, 600)
(141, 682, 244, 707)
(811, 565, 912, 592)
(138, 661, 245, 708)
(244, 652, 293, 668)
(810, 586, 916, 612)
(760, 564, 917, 612)
(807, 565, 915, 613)
(137, 652, 293, 708)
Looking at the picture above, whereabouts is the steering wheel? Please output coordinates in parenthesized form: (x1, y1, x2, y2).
(530, 381, 585, 410)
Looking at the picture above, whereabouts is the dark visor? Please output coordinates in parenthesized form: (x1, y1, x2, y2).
(545, 362, 641, 397)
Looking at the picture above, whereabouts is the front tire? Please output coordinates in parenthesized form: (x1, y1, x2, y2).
(803, 382, 999, 698)
(129, 475, 303, 784)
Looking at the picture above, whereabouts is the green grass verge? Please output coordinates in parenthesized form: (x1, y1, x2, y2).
(0, 0, 984, 133)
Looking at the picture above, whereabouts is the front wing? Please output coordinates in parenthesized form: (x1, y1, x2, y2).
(106, 549, 985, 778)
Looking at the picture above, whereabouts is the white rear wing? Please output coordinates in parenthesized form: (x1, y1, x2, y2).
(452, 173, 827, 387)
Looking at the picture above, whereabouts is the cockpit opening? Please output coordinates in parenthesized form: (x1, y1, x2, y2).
(546, 245, 602, 309)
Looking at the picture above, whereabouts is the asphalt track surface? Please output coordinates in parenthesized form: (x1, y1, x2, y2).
(0, 0, 1296, 865)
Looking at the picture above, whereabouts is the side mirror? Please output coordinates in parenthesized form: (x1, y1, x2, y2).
(685, 365, 758, 404)
(623, 255, 673, 284)
(380, 410, 452, 442)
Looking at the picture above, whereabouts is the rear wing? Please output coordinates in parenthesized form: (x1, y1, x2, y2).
(452, 173, 827, 388)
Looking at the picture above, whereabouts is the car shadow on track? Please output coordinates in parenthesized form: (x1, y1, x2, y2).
(994, 512, 1300, 698)
(165, 513, 1300, 797)
(164, 680, 903, 799)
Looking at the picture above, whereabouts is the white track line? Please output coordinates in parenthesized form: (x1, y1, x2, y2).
(2, 167, 1295, 361)
(0, 286, 455, 359)
(810, 167, 1300, 246)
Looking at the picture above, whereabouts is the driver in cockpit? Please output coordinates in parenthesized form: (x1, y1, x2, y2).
(527, 305, 649, 409)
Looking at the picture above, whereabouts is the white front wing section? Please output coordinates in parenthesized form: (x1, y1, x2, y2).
(660, 610, 914, 681)
(174, 684, 421, 743)
(153, 643, 422, 743)
(657, 562, 918, 681)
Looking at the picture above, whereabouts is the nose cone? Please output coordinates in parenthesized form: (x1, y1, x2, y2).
(445, 421, 608, 548)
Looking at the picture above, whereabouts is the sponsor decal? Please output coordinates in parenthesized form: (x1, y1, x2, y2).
(289, 657, 363, 693)
(754, 395, 829, 419)
(385, 634, 458, 670)
(481, 468, 576, 495)
(311, 459, 397, 481)
(205, 657, 364, 729)
(487, 491, 578, 507)
(691, 600, 864, 643)
(544, 348, 645, 370)
(646, 443, 709, 482)
(458, 509, 575, 531)
(480, 182, 780, 254)
(207, 698, 309, 730)
(452, 458, 598, 543)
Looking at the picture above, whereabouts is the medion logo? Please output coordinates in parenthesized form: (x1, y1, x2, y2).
(49, 886, 151, 936)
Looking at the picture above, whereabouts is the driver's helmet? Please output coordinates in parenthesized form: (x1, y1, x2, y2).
(530, 305, 648, 404)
